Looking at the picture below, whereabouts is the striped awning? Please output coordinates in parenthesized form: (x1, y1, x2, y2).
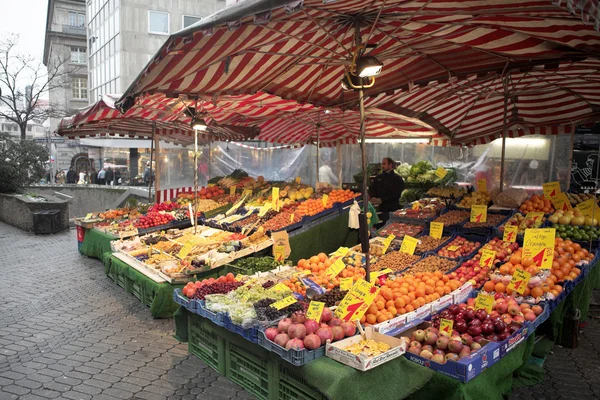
(117, 0, 600, 109)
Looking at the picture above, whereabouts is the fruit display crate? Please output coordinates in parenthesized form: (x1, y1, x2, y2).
(223, 314, 260, 344)
(188, 315, 226, 375)
(226, 341, 272, 400)
(173, 288, 194, 311)
(277, 364, 328, 400)
(458, 211, 513, 236)
(195, 301, 226, 326)
(115, 273, 127, 290)
(431, 208, 470, 233)
(257, 328, 326, 366)
(433, 233, 489, 261)
(130, 279, 143, 301)
(375, 219, 426, 239)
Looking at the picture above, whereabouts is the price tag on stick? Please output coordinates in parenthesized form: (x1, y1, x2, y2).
(470, 205, 488, 223)
(306, 301, 325, 322)
(340, 278, 353, 291)
(440, 319, 454, 337)
(503, 225, 518, 243)
(382, 234, 395, 253)
(507, 268, 531, 295)
(542, 181, 561, 199)
(435, 167, 448, 179)
(430, 222, 444, 239)
(271, 296, 297, 310)
(400, 235, 419, 255)
(523, 228, 555, 269)
(335, 279, 380, 322)
(474, 293, 494, 314)
(325, 258, 346, 279)
(322, 194, 329, 207)
(480, 249, 496, 268)
(272, 187, 280, 211)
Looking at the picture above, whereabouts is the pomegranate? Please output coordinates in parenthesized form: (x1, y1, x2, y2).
(328, 317, 342, 327)
(288, 324, 307, 340)
(331, 326, 344, 341)
(316, 327, 333, 345)
(304, 320, 319, 335)
(265, 327, 279, 342)
(286, 338, 305, 350)
(340, 322, 356, 337)
(274, 333, 290, 348)
(291, 311, 306, 324)
(278, 318, 292, 333)
(303, 334, 321, 350)
(320, 307, 333, 323)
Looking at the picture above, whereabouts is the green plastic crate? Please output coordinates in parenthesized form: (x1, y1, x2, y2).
(143, 289, 155, 308)
(115, 273, 127, 289)
(227, 342, 270, 400)
(189, 316, 226, 374)
(130, 280, 143, 301)
(107, 269, 116, 282)
(278, 365, 328, 400)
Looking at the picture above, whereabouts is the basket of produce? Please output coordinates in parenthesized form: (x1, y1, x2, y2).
(393, 198, 446, 223)
(369, 250, 421, 273)
(431, 209, 470, 233)
(435, 234, 486, 260)
(376, 221, 425, 238)
(401, 254, 459, 275)
(461, 212, 511, 235)
(414, 235, 453, 255)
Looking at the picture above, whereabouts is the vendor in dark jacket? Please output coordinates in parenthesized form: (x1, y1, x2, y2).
(368, 157, 404, 224)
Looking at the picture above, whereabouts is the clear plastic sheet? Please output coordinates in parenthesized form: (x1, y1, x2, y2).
(156, 141, 209, 190)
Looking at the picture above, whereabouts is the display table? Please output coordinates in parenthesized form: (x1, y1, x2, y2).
(79, 228, 115, 264)
(173, 260, 599, 400)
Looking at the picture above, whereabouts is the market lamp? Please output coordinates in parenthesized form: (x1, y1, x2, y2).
(192, 117, 208, 131)
(356, 56, 383, 78)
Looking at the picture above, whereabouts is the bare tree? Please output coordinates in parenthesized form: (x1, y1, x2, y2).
(0, 34, 74, 140)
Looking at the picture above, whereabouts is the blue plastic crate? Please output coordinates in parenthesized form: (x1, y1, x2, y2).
(431, 208, 470, 233)
(257, 328, 325, 366)
(196, 301, 226, 326)
(376, 220, 426, 239)
(459, 211, 512, 236)
(223, 314, 260, 343)
(173, 289, 197, 312)
(434, 233, 488, 261)
(525, 303, 550, 332)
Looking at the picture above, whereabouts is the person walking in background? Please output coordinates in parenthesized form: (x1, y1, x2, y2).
(56, 170, 66, 184)
(77, 170, 87, 184)
(66, 167, 76, 184)
(90, 166, 97, 184)
(104, 166, 114, 186)
(97, 167, 106, 185)
(143, 162, 152, 186)
(368, 157, 404, 225)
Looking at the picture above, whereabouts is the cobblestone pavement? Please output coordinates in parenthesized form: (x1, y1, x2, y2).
(1, 221, 599, 400)
(0, 222, 253, 400)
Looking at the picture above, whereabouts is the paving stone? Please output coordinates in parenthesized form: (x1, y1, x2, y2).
(62, 391, 92, 400)
(13, 378, 43, 390)
(2, 383, 31, 396)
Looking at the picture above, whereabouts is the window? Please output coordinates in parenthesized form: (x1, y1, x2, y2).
(182, 15, 201, 29)
(70, 47, 86, 64)
(148, 10, 169, 34)
(69, 12, 85, 27)
(72, 77, 88, 99)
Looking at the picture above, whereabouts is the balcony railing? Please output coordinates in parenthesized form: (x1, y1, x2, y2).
(62, 24, 86, 36)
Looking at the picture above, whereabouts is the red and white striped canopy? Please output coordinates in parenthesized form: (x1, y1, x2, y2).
(118, 0, 600, 106)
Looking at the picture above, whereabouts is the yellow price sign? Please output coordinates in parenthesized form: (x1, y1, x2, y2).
(148, 244, 153, 258)
(435, 167, 448, 179)
(325, 258, 346, 279)
(177, 241, 195, 259)
(322, 194, 329, 207)
(84, 213, 93, 220)
(474, 293, 494, 313)
(477, 179, 487, 193)
(525, 212, 544, 223)
(258, 202, 272, 217)
(242, 278, 257, 287)
(230, 186, 237, 195)
(235, 273, 244, 281)
(271, 296, 297, 310)
(306, 301, 325, 322)
(290, 213, 295, 223)
(369, 268, 393, 281)
(412, 201, 420, 210)
(272, 187, 280, 211)
(273, 245, 286, 263)
(446, 245, 460, 252)
(332, 247, 350, 258)
(503, 225, 518, 243)
(335, 279, 380, 321)
(575, 198, 600, 218)
(550, 192, 573, 212)
(523, 228, 555, 269)
(382, 234, 395, 253)
(295, 177, 301, 184)
(292, 270, 310, 277)
(507, 268, 531, 295)
(479, 249, 496, 268)
(340, 277, 353, 291)
(440, 319, 454, 337)
(430, 222, 444, 239)
(542, 181, 561, 199)
(243, 189, 253, 197)
(400, 235, 419, 255)
(470, 205, 488, 223)
(269, 282, 292, 293)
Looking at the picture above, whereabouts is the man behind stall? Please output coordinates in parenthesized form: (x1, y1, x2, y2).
(369, 157, 404, 224)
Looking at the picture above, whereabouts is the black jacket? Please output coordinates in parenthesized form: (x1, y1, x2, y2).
(368, 170, 404, 212)
(66, 170, 76, 184)
(105, 168, 114, 183)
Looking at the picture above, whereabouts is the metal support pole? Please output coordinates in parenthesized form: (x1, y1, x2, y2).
(154, 132, 161, 203)
(148, 123, 155, 202)
(358, 88, 371, 282)
(499, 78, 509, 191)
(194, 129, 199, 234)
(316, 127, 320, 186)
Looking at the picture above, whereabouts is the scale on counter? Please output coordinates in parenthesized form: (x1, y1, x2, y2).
(579, 181, 598, 194)
(342, 182, 361, 192)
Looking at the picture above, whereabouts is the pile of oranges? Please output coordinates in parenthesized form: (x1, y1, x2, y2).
(552, 238, 593, 283)
(519, 194, 554, 214)
(327, 189, 359, 204)
(286, 253, 366, 294)
(296, 198, 331, 217)
(361, 271, 462, 326)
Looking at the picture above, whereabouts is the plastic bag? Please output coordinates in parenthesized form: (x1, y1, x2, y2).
(493, 188, 529, 208)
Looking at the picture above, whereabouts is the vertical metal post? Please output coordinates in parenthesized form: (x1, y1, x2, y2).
(316, 126, 320, 186)
(358, 88, 371, 282)
(154, 131, 161, 203)
(148, 123, 155, 202)
(336, 142, 342, 186)
(194, 129, 199, 234)
(499, 78, 509, 191)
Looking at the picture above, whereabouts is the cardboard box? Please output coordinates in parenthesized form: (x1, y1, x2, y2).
(431, 295, 454, 314)
(398, 321, 501, 383)
(451, 282, 473, 304)
(406, 304, 432, 323)
(498, 323, 529, 358)
(326, 327, 407, 371)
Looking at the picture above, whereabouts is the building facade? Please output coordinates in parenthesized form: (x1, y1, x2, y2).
(43, 0, 90, 173)
(87, 0, 225, 101)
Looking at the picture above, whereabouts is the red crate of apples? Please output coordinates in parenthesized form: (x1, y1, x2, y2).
(134, 212, 175, 229)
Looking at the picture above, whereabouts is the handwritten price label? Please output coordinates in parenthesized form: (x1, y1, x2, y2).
(177, 241, 195, 259)
(525, 212, 544, 223)
(550, 192, 572, 212)
(475, 293, 494, 314)
(335, 279, 380, 321)
(382, 235, 395, 253)
(503, 225, 518, 243)
(523, 228, 555, 269)
(322, 194, 329, 207)
(507, 268, 531, 295)
(369, 268, 393, 281)
(477, 179, 487, 193)
(430, 222, 444, 239)
(306, 301, 325, 322)
(340, 278, 353, 291)
(325, 258, 345, 279)
(435, 167, 448, 179)
(575, 198, 600, 218)
(269, 282, 291, 293)
(332, 247, 350, 258)
(290, 213, 295, 223)
(447, 245, 460, 252)
(273, 245, 286, 263)
(542, 181, 561, 199)
(412, 201, 420, 210)
(272, 187, 280, 212)
(242, 189, 253, 197)
(400, 235, 419, 255)
(84, 213, 93, 220)
(292, 270, 311, 277)
(229, 186, 237, 195)
(470, 205, 487, 223)
(271, 296, 297, 310)
(440, 319, 454, 337)
(480, 249, 496, 268)
(258, 202, 272, 217)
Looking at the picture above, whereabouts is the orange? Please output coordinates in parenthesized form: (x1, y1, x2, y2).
(494, 282, 506, 293)
(368, 304, 378, 315)
(530, 287, 544, 298)
(483, 281, 495, 292)
(522, 257, 534, 268)
(366, 314, 377, 324)
(376, 301, 385, 310)
(395, 298, 406, 308)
